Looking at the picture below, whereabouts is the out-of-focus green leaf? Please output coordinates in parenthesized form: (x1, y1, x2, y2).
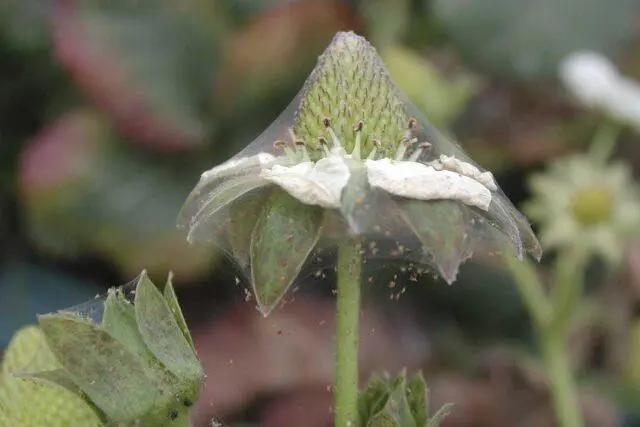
(250, 190, 323, 316)
(0, 0, 50, 51)
(215, 0, 359, 117)
(359, 0, 411, 47)
(433, 0, 637, 80)
(382, 45, 479, 128)
(19, 109, 216, 279)
(52, 0, 227, 151)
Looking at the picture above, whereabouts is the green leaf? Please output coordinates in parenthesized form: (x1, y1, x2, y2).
(434, 0, 637, 80)
(406, 372, 428, 426)
(102, 288, 149, 360)
(367, 411, 400, 427)
(397, 200, 471, 284)
(163, 272, 195, 350)
(427, 404, 453, 427)
(382, 45, 478, 128)
(52, 0, 225, 148)
(250, 190, 323, 315)
(134, 271, 203, 384)
(359, 372, 451, 427)
(38, 314, 157, 422)
(359, 0, 410, 47)
(226, 189, 270, 268)
(20, 109, 216, 279)
(386, 372, 418, 427)
(13, 369, 84, 400)
(359, 375, 392, 425)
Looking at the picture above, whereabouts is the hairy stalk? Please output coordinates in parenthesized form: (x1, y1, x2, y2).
(504, 252, 586, 427)
(334, 237, 362, 427)
(588, 121, 621, 164)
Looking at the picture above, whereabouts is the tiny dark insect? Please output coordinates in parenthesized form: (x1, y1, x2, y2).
(169, 409, 179, 420)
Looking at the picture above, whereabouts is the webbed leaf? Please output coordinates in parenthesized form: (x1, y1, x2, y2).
(38, 314, 157, 422)
(250, 190, 323, 315)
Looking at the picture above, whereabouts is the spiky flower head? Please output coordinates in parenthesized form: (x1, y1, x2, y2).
(179, 32, 541, 315)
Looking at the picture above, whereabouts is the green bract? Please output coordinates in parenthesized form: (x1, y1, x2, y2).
(178, 31, 541, 315)
(13, 271, 204, 427)
(358, 371, 452, 427)
(0, 326, 103, 426)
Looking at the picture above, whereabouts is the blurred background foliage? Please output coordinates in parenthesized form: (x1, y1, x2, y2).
(1, 0, 640, 426)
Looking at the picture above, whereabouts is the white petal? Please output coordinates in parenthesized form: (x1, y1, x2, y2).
(260, 157, 350, 209)
(200, 152, 278, 182)
(178, 153, 280, 227)
(559, 51, 619, 108)
(365, 158, 492, 210)
(437, 155, 498, 191)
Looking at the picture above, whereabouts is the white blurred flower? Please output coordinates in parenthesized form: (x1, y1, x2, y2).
(560, 51, 640, 130)
(525, 154, 640, 265)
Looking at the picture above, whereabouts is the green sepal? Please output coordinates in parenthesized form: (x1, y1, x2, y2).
(102, 288, 151, 363)
(163, 272, 195, 350)
(358, 374, 391, 424)
(384, 371, 418, 427)
(250, 190, 323, 316)
(226, 188, 270, 268)
(38, 313, 158, 422)
(358, 371, 451, 427)
(427, 404, 453, 427)
(13, 369, 83, 400)
(134, 271, 203, 386)
(397, 199, 471, 283)
(406, 372, 428, 426)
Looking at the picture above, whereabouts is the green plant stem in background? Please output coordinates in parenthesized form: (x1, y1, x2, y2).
(541, 331, 584, 427)
(589, 121, 621, 163)
(504, 248, 588, 427)
(334, 237, 363, 427)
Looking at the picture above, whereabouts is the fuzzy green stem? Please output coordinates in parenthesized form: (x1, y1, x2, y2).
(588, 121, 621, 164)
(540, 332, 584, 427)
(334, 237, 362, 427)
(504, 252, 585, 427)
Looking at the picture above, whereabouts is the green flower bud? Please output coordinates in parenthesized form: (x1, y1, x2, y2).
(358, 371, 452, 427)
(0, 326, 103, 426)
(26, 271, 204, 426)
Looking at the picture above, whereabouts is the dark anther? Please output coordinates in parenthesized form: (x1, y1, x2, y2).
(294, 139, 306, 147)
(169, 409, 179, 420)
(408, 117, 417, 130)
(273, 140, 287, 149)
(419, 142, 432, 149)
(323, 117, 332, 128)
(183, 399, 193, 408)
(354, 121, 364, 132)
(318, 137, 328, 146)
(372, 139, 382, 148)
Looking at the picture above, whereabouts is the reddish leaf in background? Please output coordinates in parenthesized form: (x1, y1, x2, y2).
(19, 109, 215, 279)
(215, 0, 361, 115)
(51, 0, 221, 152)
